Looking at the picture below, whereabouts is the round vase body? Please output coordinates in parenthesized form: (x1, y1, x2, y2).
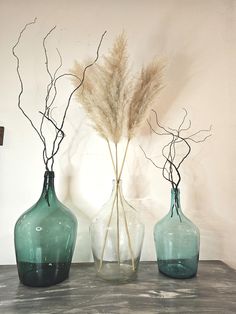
(14, 171, 78, 287)
(154, 188, 200, 279)
(90, 180, 144, 283)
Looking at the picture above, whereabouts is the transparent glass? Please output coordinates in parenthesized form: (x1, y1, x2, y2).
(154, 188, 200, 279)
(14, 171, 78, 287)
(90, 180, 144, 283)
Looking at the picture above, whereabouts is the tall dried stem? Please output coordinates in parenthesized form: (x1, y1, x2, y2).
(118, 138, 130, 181)
(98, 193, 117, 272)
(115, 144, 120, 264)
(118, 186, 135, 271)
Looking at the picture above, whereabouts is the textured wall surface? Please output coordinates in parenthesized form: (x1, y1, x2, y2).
(0, 0, 235, 267)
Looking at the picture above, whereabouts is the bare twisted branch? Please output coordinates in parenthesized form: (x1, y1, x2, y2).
(140, 108, 212, 211)
(13, 18, 106, 171)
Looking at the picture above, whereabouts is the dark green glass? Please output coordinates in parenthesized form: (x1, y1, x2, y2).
(14, 171, 77, 287)
(154, 188, 200, 279)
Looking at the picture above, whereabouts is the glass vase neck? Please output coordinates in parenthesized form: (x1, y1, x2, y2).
(170, 188, 183, 216)
(41, 171, 57, 204)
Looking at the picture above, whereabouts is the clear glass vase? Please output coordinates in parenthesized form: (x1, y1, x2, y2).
(14, 171, 78, 287)
(154, 188, 200, 279)
(90, 180, 145, 283)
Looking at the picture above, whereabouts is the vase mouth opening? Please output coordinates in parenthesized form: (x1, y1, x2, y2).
(44, 171, 55, 178)
(171, 188, 180, 199)
(171, 187, 180, 193)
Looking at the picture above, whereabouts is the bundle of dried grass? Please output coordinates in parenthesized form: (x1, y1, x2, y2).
(72, 33, 164, 147)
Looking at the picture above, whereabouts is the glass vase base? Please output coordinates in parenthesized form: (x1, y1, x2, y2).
(158, 257, 198, 279)
(17, 261, 71, 287)
(95, 260, 138, 283)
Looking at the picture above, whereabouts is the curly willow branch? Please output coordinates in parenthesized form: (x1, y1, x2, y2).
(141, 108, 212, 214)
(12, 18, 44, 144)
(12, 17, 106, 171)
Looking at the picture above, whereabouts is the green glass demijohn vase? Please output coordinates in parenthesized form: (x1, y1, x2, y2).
(14, 171, 78, 287)
(154, 188, 200, 279)
(90, 180, 145, 283)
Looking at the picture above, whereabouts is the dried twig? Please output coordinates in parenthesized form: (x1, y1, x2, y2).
(141, 109, 212, 218)
(12, 18, 106, 171)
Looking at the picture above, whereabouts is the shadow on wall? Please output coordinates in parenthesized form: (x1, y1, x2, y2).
(128, 50, 196, 200)
(185, 157, 223, 260)
(61, 172, 92, 262)
(59, 112, 94, 262)
(156, 53, 196, 121)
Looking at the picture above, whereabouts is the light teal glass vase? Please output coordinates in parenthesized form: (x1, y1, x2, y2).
(14, 171, 78, 287)
(154, 188, 200, 279)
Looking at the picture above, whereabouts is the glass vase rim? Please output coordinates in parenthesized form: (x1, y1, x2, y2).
(171, 187, 180, 193)
(44, 170, 55, 178)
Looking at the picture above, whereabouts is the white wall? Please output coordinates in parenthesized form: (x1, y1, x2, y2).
(0, 0, 235, 267)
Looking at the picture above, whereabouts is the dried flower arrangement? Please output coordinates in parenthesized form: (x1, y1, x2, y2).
(71, 33, 164, 276)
